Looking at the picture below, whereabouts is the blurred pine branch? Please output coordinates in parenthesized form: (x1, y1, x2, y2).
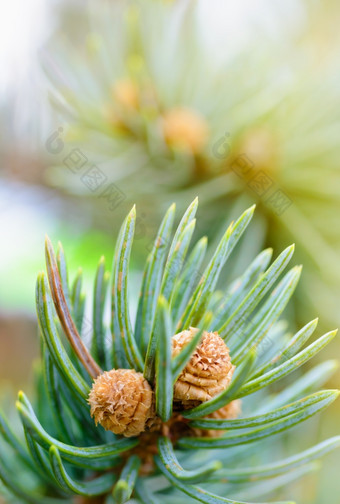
(41, 0, 340, 330)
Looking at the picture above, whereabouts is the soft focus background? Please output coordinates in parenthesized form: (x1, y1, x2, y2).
(0, 0, 339, 503)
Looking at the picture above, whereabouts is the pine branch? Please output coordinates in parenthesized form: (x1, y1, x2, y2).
(1, 200, 339, 504)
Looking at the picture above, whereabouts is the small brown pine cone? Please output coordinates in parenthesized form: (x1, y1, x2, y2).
(88, 369, 154, 437)
(145, 414, 163, 433)
(192, 400, 242, 438)
(172, 328, 235, 404)
(112, 78, 139, 110)
(162, 107, 208, 154)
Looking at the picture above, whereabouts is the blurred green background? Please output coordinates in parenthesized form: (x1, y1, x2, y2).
(0, 0, 339, 502)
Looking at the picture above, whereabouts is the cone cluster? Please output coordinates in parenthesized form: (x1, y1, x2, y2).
(89, 328, 237, 437)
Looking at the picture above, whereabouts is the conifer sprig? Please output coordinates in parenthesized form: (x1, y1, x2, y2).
(0, 199, 339, 504)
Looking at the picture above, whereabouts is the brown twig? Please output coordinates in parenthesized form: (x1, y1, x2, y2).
(45, 235, 103, 379)
(74, 495, 106, 504)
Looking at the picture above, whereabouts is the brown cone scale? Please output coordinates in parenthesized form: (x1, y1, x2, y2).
(192, 400, 242, 438)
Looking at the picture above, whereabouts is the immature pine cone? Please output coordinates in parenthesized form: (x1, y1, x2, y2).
(89, 369, 154, 437)
(162, 107, 208, 154)
(172, 328, 235, 404)
(113, 78, 139, 110)
(192, 400, 242, 438)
